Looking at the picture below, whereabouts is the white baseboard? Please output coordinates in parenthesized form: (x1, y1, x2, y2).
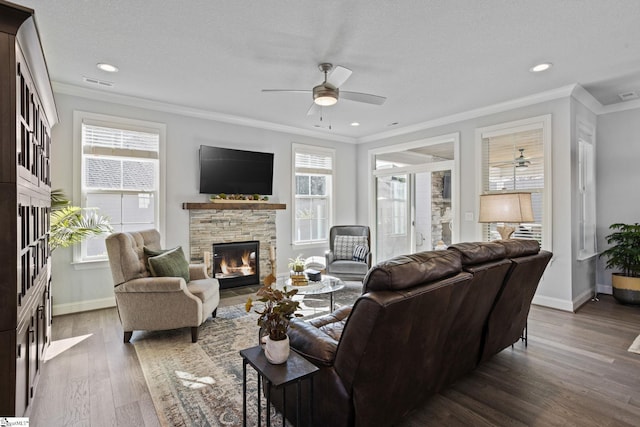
(53, 296, 116, 316)
(532, 294, 574, 312)
(572, 288, 595, 311)
(596, 283, 613, 295)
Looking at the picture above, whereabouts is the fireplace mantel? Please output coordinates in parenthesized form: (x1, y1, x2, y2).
(182, 202, 286, 210)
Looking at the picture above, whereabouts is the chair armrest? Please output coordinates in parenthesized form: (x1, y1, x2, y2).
(325, 250, 335, 265)
(189, 264, 210, 280)
(308, 305, 352, 328)
(288, 318, 339, 366)
(115, 276, 186, 293)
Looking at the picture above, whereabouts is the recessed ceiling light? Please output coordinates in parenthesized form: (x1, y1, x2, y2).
(529, 62, 552, 73)
(350, 122, 360, 127)
(97, 63, 119, 73)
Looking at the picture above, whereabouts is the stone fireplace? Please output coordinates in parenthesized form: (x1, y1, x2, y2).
(183, 201, 286, 286)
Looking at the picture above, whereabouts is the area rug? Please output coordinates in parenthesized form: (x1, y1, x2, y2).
(134, 282, 362, 426)
(628, 334, 640, 354)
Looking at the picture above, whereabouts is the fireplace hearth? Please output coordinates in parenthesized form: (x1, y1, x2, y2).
(213, 240, 260, 289)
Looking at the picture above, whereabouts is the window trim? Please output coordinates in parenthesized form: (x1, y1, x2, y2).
(291, 143, 335, 247)
(475, 115, 552, 251)
(73, 111, 166, 264)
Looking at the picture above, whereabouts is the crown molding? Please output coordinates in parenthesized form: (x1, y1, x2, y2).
(52, 82, 357, 144)
(570, 84, 604, 114)
(600, 98, 640, 115)
(357, 85, 576, 144)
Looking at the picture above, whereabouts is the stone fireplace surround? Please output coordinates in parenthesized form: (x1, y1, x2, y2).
(183, 202, 286, 284)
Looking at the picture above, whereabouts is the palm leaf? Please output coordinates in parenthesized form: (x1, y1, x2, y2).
(49, 194, 113, 251)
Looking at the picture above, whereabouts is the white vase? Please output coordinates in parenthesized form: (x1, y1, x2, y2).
(264, 335, 290, 364)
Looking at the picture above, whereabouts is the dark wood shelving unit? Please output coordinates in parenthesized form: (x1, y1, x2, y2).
(0, 1, 58, 416)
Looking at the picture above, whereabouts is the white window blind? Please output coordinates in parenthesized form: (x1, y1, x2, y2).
(78, 115, 162, 261)
(293, 145, 334, 245)
(481, 126, 545, 243)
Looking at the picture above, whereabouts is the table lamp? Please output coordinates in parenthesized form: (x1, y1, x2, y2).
(478, 192, 534, 240)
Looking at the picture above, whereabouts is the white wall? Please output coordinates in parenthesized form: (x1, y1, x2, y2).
(595, 107, 640, 292)
(50, 92, 356, 315)
(356, 97, 578, 310)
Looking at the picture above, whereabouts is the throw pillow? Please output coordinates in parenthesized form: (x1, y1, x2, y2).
(334, 235, 368, 260)
(352, 244, 369, 262)
(143, 246, 175, 270)
(147, 246, 190, 283)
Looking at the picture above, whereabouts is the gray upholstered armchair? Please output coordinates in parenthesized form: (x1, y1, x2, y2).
(325, 225, 372, 281)
(105, 229, 220, 343)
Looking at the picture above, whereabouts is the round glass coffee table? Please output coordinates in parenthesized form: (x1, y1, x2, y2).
(283, 274, 345, 311)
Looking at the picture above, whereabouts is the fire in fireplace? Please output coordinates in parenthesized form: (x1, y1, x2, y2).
(212, 240, 260, 289)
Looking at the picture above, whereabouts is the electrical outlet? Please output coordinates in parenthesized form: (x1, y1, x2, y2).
(465, 212, 474, 221)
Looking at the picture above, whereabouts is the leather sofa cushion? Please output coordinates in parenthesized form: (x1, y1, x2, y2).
(447, 242, 506, 265)
(363, 250, 462, 292)
(496, 239, 540, 257)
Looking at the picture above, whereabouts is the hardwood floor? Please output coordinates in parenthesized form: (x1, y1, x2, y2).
(29, 292, 640, 426)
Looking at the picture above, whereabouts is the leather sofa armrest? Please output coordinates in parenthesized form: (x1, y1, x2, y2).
(288, 318, 339, 366)
(308, 305, 352, 328)
(189, 264, 210, 280)
(115, 276, 186, 293)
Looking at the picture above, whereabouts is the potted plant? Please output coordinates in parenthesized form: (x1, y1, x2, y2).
(288, 255, 305, 273)
(245, 283, 302, 363)
(599, 222, 640, 305)
(50, 189, 113, 251)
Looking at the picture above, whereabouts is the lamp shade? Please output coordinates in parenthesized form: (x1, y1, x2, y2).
(478, 192, 534, 223)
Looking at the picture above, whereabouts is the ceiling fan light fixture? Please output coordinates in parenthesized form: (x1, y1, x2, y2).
(313, 84, 338, 106)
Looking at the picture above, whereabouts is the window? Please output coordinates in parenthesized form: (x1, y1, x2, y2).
(75, 112, 165, 262)
(578, 122, 596, 259)
(478, 115, 551, 248)
(292, 144, 334, 245)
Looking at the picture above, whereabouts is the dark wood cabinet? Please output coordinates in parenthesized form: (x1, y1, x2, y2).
(0, 0, 57, 416)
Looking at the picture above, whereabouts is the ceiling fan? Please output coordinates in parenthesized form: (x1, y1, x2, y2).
(514, 148, 532, 168)
(494, 148, 533, 168)
(262, 63, 386, 115)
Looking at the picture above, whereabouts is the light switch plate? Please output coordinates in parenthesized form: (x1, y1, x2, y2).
(465, 212, 474, 221)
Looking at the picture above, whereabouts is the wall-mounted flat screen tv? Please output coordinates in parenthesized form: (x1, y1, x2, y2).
(199, 145, 274, 195)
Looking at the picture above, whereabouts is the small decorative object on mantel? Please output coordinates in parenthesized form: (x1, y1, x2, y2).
(209, 193, 270, 203)
(245, 283, 302, 364)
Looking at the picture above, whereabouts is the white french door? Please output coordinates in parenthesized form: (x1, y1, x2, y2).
(375, 162, 454, 262)
(370, 134, 459, 263)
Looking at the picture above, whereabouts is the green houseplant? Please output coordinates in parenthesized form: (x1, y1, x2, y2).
(246, 283, 302, 363)
(288, 255, 305, 273)
(599, 222, 640, 305)
(50, 189, 113, 251)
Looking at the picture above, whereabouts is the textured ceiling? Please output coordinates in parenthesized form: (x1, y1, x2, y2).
(14, 0, 640, 140)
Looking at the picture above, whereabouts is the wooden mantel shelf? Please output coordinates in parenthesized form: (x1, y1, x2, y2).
(182, 202, 286, 210)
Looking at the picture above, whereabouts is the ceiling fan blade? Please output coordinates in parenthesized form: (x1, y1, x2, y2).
(261, 89, 311, 94)
(306, 103, 321, 116)
(326, 65, 352, 88)
(341, 91, 386, 105)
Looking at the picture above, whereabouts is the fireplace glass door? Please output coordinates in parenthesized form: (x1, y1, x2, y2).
(212, 240, 259, 289)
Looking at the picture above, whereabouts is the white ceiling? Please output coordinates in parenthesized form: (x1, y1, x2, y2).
(14, 0, 640, 140)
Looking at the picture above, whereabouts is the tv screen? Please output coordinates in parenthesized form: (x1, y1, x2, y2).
(199, 145, 274, 195)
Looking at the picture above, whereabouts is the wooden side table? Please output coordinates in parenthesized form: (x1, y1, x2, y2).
(240, 345, 319, 427)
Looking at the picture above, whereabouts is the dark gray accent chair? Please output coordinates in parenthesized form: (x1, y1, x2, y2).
(325, 225, 371, 281)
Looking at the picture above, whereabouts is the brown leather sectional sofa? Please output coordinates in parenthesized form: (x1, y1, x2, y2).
(278, 239, 552, 426)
